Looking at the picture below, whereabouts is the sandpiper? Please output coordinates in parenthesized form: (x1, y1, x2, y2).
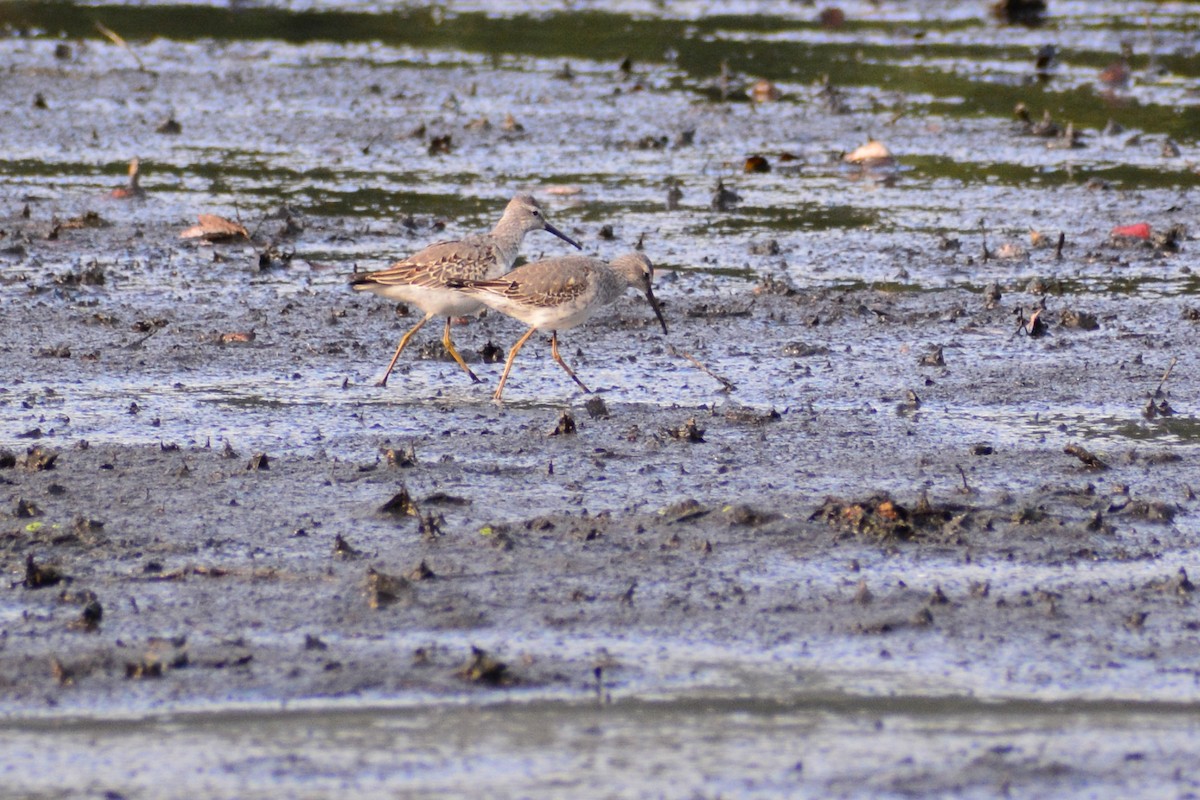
(349, 194, 581, 386)
(450, 252, 668, 401)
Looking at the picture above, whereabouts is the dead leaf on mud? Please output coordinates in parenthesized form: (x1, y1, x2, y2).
(844, 139, 892, 164)
(24, 554, 67, 589)
(180, 214, 249, 242)
(50, 211, 110, 238)
(550, 411, 577, 436)
(1124, 611, 1149, 632)
(458, 646, 510, 686)
(1147, 568, 1195, 595)
(407, 561, 436, 581)
(123, 636, 189, 681)
(70, 599, 103, 632)
(722, 503, 779, 526)
(711, 178, 740, 211)
(754, 273, 795, 295)
(584, 396, 609, 419)
(743, 155, 771, 173)
(910, 607, 934, 626)
(380, 487, 420, 517)
(132, 318, 169, 333)
(52, 264, 106, 286)
(749, 79, 782, 103)
(782, 341, 830, 358)
(1110, 222, 1151, 242)
(1111, 498, 1177, 523)
(50, 658, 79, 686)
(246, 452, 270, 470)
(993, 242, 1027, 260)
(15, 497, 41, 517)
(422, 492, 468, 506)
(1152, 225, 1186, 252)
(722, 406, 781, 425)
(384, 444, 419, 468)
(477, 524, 514, 550)
(332, 534, 364, 559)
(665, 418, 705, 442)
(918, 346, 945, 367)
(365, 567, 413, 609)
(479, 340, 505, 363)
(125, 659, 163, 680)
(992, 0, 1047, 26)
(661, 498, 709, 523)
(1059, 309, 1099, 330)
(1064, 443, 1108, 470)
(220, 331, 257, 344)
(853, 579, 873, 605)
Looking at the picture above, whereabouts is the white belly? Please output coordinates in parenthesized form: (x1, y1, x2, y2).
(357, 282, 486, 317)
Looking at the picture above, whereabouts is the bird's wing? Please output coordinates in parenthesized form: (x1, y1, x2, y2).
(465, 262, 594, 308)
(351, 239, 496, 289)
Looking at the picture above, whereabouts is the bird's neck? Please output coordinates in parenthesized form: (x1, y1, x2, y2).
(488, 217, 527, 270)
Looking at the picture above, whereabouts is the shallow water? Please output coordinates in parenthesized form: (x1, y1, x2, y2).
(4, 692, 1199, 799)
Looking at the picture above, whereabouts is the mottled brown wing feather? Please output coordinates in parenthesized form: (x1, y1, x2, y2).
(474, 269, 591, 308)
(355, 240, 498, 289)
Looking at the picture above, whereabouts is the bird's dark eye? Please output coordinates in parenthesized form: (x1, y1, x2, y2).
(531, 209, 541, 216)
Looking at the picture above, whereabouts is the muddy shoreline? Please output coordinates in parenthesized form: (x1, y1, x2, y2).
(4, 243, 1200, 713)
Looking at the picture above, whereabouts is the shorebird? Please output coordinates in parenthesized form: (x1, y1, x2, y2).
(349, 194, 580, 387)
(450, 252, 668, 401)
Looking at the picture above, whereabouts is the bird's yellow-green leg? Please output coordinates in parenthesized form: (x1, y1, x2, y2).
(550, 331, 590, 393)
(493, 326, 538, 402)
(377, 312, 432, 387)
(442, 317, 481, 384)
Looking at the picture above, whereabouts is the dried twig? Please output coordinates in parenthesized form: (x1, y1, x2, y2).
(1153, 356, 1178, 398)
(956, 464, 972, 494)
(1144, 356, 1179, 419)
(667, 344, 736, 392)
(95, 21, 146, 72)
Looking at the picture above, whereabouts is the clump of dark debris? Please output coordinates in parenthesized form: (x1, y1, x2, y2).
(812, 493, 968, 541)
(458, 646, 511, 687)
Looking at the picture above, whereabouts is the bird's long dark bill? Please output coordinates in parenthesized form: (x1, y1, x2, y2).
(543, 221, 582, 250)
(644, 286, 669, 335)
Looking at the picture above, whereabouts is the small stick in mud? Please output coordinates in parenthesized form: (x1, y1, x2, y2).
(956, 464, 973, 494)
(95, 21, 147, 72)
(1054, 231, 1065, 261)
(361, 132, 384, 155)
(668, 344, 736, 392)
(1144, 356, 1178, 419)
(1153, 356, 1178, 398)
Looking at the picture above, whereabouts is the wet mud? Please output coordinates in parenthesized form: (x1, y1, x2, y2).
(3, 1, 1200, 797)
